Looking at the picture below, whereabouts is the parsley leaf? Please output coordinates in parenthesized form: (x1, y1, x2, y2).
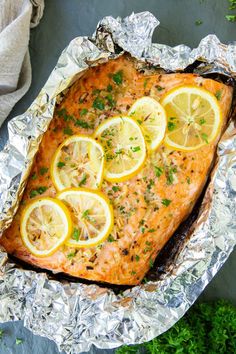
(78, 173, 87, 187)
(201, 132, 209, 144)
(63, 127, 73, 135)
(162, 198, 171, 207)
(16, 338, 23, 345)
(215, 90, 222, 101)
(57, 161, 65, 168)
(154, 166, 164, 178)
(75, 119, 91, 129)
(72, 228, 80, 242)
(93, 97, 105, 110)
(40, 167, 48, 175)
(195, 19, 203, 25)
(131, 146, 141, 152)
(112, 70, 123, 85)
(107, 234, 115, 242)
(80, 108, 88, 116)
(168, 121, 176, 131)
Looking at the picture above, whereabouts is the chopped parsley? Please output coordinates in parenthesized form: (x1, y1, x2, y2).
(78, 173, 87, 187)
(107, 234, 115, 242)
(215, 90, 222, 101)
(75, 119, 91, 129)
(162, 198, 172, 207)
(201, 132, 209, 144)
(67, 251, 76, 260)
(148, 228, 155, 233)
(149, 259, 154, 268)
(40, 167, 48, 175)
(187, 176, 191, 184)
(154, 166, 164, 178)
(156, 85, 164, 91)
(199, 118, 206, 125)
(143, 78, 149, 89)
(31, 172, 37, 180)
(63, 127, 73, 135)
(93, 97, 105, 110)
(226, 14, 236, 22)
(82, 209, 90, 219)
(166, 166, 177, 185)
(0, 329, 4, 339)
(135, 255, 140, 262)
(30, 186, 47, 198)
(195, 19, 203, 25)
(72, 228, 80, 242)
(112, 186, 120, 192)
(107, 84, 113, 92)
(112, 70, 123, 85)
(106, 93, 116, 108)
(168, 121, 176, 131)
(57, 161, 65, 168)
(80, 108, 88, 116)
(147, 179, 155, 190)
(130, 270, 136, 275)
(131, 146, 141, 152)
(16, 338, 23, 345)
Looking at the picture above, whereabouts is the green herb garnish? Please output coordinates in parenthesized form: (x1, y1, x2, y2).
(80, 108, 88, 116)
(63, 127, 73, 135)
(154, 166, 164, 178)
(107, 84, 113, 92)
(82, 209, 90, 219)
(78, 173, 87, 187)
(195, 19, 203, 25)
(168, 121, 176, 131)
(131, 146, 141, 152)
(226, 14, 236, 22)
(107, 234, 115, 242)
(16, 338, 23, 345)
(201, 132, 209, 144)
(187, 176, 191, 184)
(199, 118, 206, 125)
(162, 198, 171, 207)
(72, 228, 80, 242)
(112, 70, 123, 85)
(93, 97, 105, 110)
(30, 186, 47, 198)
(112, 186, 120, 192)
(31, 172, 37, 180)
(75, 119, 91, 129)
(67, 252, 76, 260)
(215, 90, 222, 100)
(135, 255, 140, 262)
(57, 161, 65, 168)
(40, 167, 48, 175)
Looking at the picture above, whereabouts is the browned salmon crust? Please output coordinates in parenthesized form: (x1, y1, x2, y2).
(0, 55, 233, 285)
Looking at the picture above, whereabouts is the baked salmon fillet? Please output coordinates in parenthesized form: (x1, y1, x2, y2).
(0, 55, 233, 285)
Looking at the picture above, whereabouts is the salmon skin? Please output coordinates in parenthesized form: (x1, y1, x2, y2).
(0, 55, 233, 286)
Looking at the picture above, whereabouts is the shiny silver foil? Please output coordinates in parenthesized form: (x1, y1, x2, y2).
(0, 12, 235, 354)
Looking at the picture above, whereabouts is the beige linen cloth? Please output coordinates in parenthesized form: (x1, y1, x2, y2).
(0, 0, 44, 127)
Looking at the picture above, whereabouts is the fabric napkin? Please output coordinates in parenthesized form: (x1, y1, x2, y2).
(0, 0, 44, 127)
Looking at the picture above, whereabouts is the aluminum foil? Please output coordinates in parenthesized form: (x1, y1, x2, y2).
(0, 11, 236, 354)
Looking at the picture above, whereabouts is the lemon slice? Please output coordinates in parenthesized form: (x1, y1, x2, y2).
(51, 135, 104, 191)
(57, 188, 114, 248)
(161, 85, 222, 151)
(20, 197, 72, 257)
(128, 97, 167, 150)
(93, 116, 146, 182)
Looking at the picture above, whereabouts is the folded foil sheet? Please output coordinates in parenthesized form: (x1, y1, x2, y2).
(0, 12, 235, 354)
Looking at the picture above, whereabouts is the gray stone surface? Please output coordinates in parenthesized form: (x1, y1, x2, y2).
(0, 0, 235, 353)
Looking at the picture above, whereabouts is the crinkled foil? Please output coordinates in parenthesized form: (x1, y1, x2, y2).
(0, 12, 235, 354)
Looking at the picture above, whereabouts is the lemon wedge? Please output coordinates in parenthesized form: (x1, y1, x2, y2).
(161, 85, 222, 151)
(128, 97, 167, 150)
(20, 197, 72, 257)
(57, 188, 114, 248)
(51, 135, 104, 191)
(93, 116, 146, 182)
